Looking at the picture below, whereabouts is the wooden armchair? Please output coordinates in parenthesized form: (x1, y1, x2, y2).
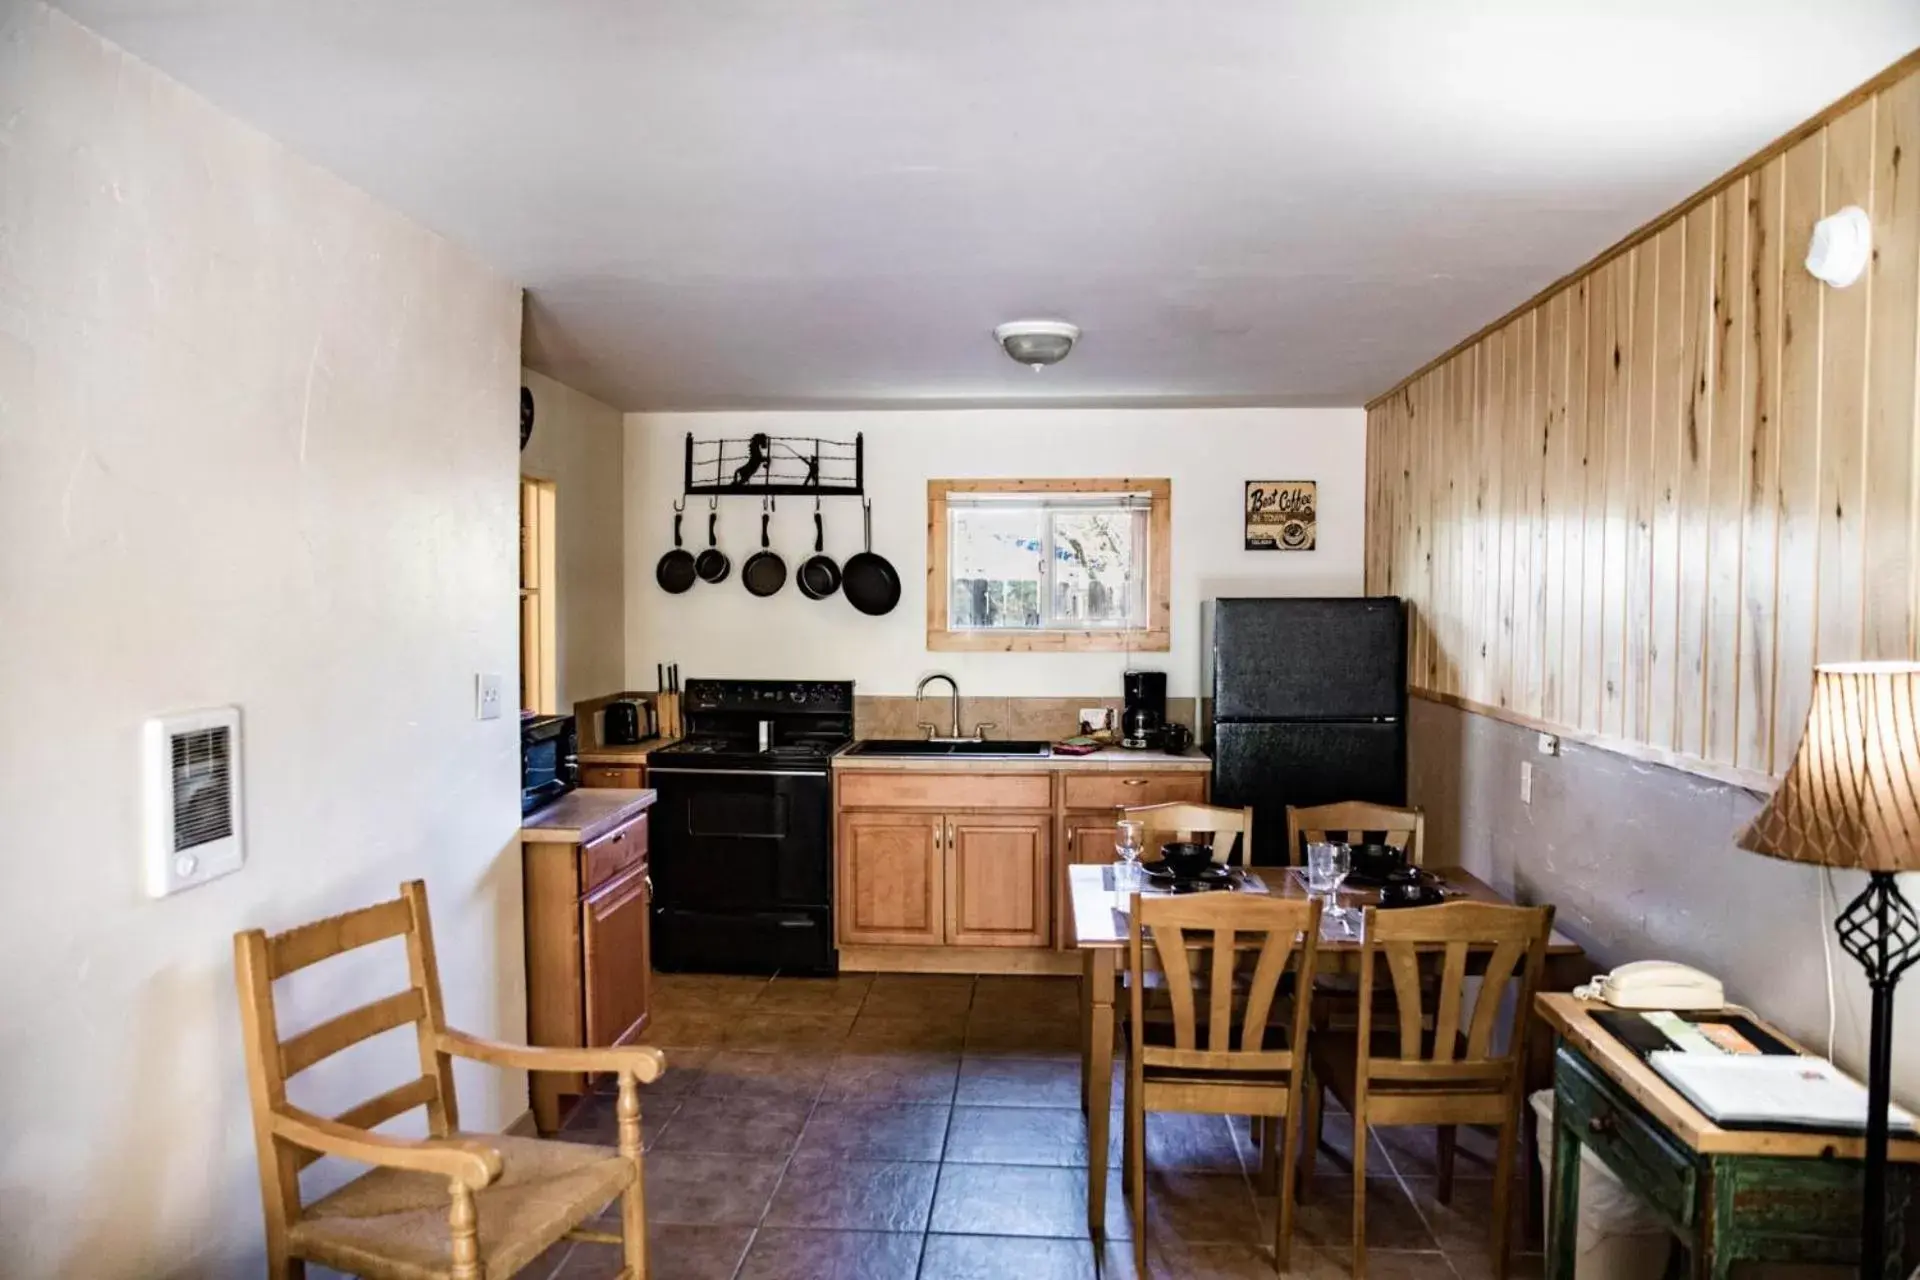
(1123, 800, 1255, 865)
(1125, 892, 1324, 1274)
(234, 880, 665, 1280)
(1284, 801, 1425, 866)
(1302, 901, 1555, 1280)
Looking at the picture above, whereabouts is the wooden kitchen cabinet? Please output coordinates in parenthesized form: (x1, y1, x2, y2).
(580, 764, 645, 789)
(523, 802, 655, 1134)
(946, 814, 1051, 948)
(835, 771, 1053, 950)
(583, 862, 652, 1047)
(1054, 769, 1208, 949)
(834, 765, 1209, 965)
(838, 811, 945, 945)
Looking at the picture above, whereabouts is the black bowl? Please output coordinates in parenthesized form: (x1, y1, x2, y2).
(1378, 866, 1446, 908)
(1159, 840, 1215, 879)
(1348, 842, 1407, 884)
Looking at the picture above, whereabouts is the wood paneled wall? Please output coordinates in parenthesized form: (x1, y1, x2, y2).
(1365, 56, 1920, 788)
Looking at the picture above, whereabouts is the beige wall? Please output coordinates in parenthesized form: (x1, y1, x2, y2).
(519, 369, 626, 706)
(624, 407, 1367, 698)
(1410, 697, 1920, 1111)
(1369, 53, 1920, 1108)
(0, 7, 525, 1276)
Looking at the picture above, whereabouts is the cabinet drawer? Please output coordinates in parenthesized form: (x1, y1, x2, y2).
(839, 771, 1052, 811)
(581, 765, 644, 789)
(1554, 1045, 1696, 1226)
(1061, 772, 1208, 810)
(582, 813, 648, 893)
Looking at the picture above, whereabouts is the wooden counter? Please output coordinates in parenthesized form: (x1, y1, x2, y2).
(833, 752, 1214, 973)
(576, 736, 671, 766)
(522, 791, 656, 1133)
(520, 788, 657, 844)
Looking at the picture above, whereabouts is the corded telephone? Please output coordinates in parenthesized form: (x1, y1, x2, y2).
(1581, 960, 1726, 1011)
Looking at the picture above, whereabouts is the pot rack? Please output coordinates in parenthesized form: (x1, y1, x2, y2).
(682, 432, 864, 498)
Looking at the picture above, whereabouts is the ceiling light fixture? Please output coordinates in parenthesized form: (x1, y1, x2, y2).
(994, 319, 1080, 371)
(1805, 206, 1872, 288)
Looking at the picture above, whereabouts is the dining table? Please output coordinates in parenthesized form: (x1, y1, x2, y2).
(1069, 860, 1589, 1241)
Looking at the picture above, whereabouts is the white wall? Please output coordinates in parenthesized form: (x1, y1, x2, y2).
(624, 408, 1366, 696)
(0, 7, 524, 1275)
(519, 369, 626, 706)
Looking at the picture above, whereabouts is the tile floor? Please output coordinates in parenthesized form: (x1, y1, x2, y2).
(532, 972, 1544, 1280)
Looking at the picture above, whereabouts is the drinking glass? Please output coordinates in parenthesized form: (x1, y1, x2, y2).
(1114, 819, 1146, 888)
(1306, 841, 1354, 936)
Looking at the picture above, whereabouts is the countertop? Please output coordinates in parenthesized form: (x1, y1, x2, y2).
(521, 788, 656, 844)
(831, 744, 1211, 773)
(576, 736, 673, 765)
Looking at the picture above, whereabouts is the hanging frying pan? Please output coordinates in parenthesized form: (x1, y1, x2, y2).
(798, 499, 842, 600)
(655, 500, 696, 594)
(842, 499, 900, 616)
(742, 498, 787, 597)
(695, 499, 730, 584)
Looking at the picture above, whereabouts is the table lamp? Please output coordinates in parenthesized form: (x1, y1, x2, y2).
(1738, 661, 1920, 1280)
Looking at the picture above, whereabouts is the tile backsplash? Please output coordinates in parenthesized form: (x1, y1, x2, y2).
(855, 695, 1197, 742)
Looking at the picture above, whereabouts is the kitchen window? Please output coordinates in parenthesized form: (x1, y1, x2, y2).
(927, 478, 1170, 652)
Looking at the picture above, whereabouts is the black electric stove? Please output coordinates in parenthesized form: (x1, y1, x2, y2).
(647, 679, 853, 975)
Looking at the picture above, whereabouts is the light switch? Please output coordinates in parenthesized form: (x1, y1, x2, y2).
(476, 673, 505, 720)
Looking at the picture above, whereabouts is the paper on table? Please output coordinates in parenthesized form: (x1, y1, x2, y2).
(1642, 1010, 1727, 1055)
(1651, 1051, 1919, 1133)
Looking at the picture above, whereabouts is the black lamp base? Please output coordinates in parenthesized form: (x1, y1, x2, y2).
(1835, 870, 1919, 1280)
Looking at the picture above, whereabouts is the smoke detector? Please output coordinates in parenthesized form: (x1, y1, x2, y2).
(994, 320, 1080, 370)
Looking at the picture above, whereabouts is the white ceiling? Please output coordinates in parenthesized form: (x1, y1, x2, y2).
(52, 1, 1920, 411)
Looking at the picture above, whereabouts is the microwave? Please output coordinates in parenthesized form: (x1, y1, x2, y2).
(521, 712, 579, 815)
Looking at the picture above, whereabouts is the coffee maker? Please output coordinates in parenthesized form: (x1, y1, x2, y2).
(1122, 670, 1167, 750)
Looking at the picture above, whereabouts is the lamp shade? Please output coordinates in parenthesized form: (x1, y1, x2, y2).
(1740, 661, 1920, 873)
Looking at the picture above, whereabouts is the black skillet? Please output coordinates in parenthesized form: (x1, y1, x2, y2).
(743, 499, 787, 597)
(655, 502, 696, 594)
(842, 499, 901, 616)
(695, 501, 730, 584)
(798, 500, 841, 600)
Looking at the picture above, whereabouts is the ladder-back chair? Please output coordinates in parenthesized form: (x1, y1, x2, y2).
(1125, 892, 1324, 1274)
(1302, 901, 1555, 1280)
(1285, 801, 1425, 867)
(1124, 800, 1255, 866)
(234, 880, 665, 1279)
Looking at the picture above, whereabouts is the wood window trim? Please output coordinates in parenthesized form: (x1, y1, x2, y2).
(927, 477, 1171, 653)
(520, 477, 559, 714)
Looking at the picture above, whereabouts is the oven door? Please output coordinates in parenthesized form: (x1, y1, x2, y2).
(646, 767, 831, 913)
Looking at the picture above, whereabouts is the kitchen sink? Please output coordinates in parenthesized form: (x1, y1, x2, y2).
(845, 738, 1053, 759)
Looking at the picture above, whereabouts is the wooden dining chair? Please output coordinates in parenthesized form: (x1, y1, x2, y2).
(234, 880, 666, 1280)
(1301, 901, 1555, 1280)
(1125, 891, 1324, 1274)
(1124, 800, 1256, 865)
(1285, 801, 1425, 866)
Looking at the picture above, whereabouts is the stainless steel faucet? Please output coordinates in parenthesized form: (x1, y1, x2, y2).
(915, 672, 962, 740)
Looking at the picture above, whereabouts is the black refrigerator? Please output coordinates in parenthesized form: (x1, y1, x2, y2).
(1202, 597, 1407, 866)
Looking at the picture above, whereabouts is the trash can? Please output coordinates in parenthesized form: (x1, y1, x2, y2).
(1531, 1090, 1671, 1279)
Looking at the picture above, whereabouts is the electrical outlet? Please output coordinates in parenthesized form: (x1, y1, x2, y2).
(1537, 732, 1561, 756)
(476, 673, 505, 721)
(1520, 760, 1534, 805)
(1078, 707, 1112, 734)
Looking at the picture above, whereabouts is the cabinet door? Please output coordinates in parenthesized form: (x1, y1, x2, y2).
(838, 811, 944, 945)
(582, 863, 652, 1046)
(946, 814, 1051, 948)
(1057, 814, 1123, 949)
